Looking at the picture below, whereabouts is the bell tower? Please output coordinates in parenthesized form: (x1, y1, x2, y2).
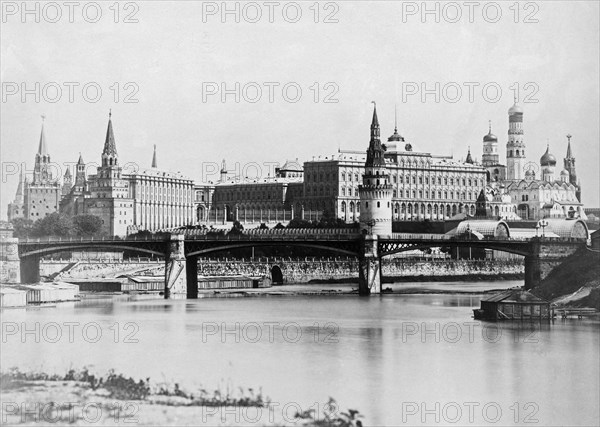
(506, 97, 526, 180)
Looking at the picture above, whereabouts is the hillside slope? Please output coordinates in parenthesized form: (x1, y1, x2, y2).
(532, 248, 600, 309)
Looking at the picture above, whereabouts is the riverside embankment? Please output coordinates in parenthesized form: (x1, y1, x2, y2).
(42, 257, 524, 283)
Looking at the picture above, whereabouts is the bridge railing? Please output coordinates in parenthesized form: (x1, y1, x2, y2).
(185, 233, 361, 241)
(19, 235, 169, 244)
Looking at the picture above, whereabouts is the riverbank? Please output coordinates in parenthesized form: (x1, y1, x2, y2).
(308, 272, 523, 284)
(532, 248, 600, 310)
(0, 369, 361, 426)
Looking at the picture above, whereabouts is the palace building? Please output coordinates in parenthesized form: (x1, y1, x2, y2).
(296, 107, 488, 223)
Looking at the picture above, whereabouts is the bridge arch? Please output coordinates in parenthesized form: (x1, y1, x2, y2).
(186, 242, 360, 258)
(19, 244, 168, 259)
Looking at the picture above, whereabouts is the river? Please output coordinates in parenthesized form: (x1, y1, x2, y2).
(2, 280, 599, 426)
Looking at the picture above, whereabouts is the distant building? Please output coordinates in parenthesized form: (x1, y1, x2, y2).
(209, 160, 303, 223)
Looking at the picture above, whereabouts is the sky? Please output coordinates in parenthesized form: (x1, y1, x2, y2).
(1, 0, 599, 217)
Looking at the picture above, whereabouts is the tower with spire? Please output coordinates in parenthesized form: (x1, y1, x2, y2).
(74, 153, 87, 193)
(220, 159, 227, 183)
(86, 111, 133, 235)
(6, 170, 26, 221)
(506, 97, 527, 180)
(152, 145, 158, 168)
(563, 134, 580, 201)
(59, 153, 90, 216)
(359, 103, 393, 235)
(33, 115, 53, 184)
(62, 166, 73, 196)
(21, 115, 62, 221)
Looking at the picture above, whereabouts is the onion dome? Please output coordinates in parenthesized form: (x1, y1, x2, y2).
(525, 169, 535, 178)
(560, 169, 570, 177)
(483, 121, 497, 142)
(540, 144, 557, 166)
(508, 103, 523, 115)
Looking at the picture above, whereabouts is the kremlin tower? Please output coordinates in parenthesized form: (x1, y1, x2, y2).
(359, 103, 393, 235)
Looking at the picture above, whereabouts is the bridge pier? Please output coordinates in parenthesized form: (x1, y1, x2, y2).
(359, 235, 381, 295)
(186, 256, 198, 299)
(20, 256, 40, 284)
(524, 254, 541, 290)
(1, 235, 21, 283)
(164, 234, 187, 299)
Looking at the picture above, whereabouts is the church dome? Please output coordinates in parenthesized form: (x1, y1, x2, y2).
(560, 169, 569, 177)
(508, 103, 523, 115)
(483, 121, 497, 142)
(540, 145, 557, 166)
(388, 129, 404, 142)
(483, 132, 497, 142)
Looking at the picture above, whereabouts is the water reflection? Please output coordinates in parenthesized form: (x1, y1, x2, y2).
(1, 282, 598, 426)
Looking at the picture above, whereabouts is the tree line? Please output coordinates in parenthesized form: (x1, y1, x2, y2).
(11, 213, 104, 239)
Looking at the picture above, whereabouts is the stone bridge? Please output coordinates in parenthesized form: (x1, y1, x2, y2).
(12, 229, 588, 297)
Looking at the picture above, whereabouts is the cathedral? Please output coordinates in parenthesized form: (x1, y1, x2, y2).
(479, 101, 585, 221)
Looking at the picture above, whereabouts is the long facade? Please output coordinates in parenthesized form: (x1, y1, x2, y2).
(8, 101, 589, 233)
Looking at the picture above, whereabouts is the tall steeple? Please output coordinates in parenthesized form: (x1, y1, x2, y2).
(74, 153, 87, 193)
(564, 134, 576, 182)
(370, 102, 380, 141)
(62, 166, 73, 196)
(366, 102, 385, 167)
(102, 109, 118, 167)
(14, 170, 24, 204)
(563, 134, 579, 200)
(37, 115, 48, 158)
(152, 144, 158, 168)
(33, 115, 52, 183)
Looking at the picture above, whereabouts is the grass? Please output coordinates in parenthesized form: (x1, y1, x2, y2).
(1, 368, 364, 425)
(0, 367, 265, 406)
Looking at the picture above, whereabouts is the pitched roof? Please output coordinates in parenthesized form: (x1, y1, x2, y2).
(483, 290, 547, 303)
(102, 113, 118, 157)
